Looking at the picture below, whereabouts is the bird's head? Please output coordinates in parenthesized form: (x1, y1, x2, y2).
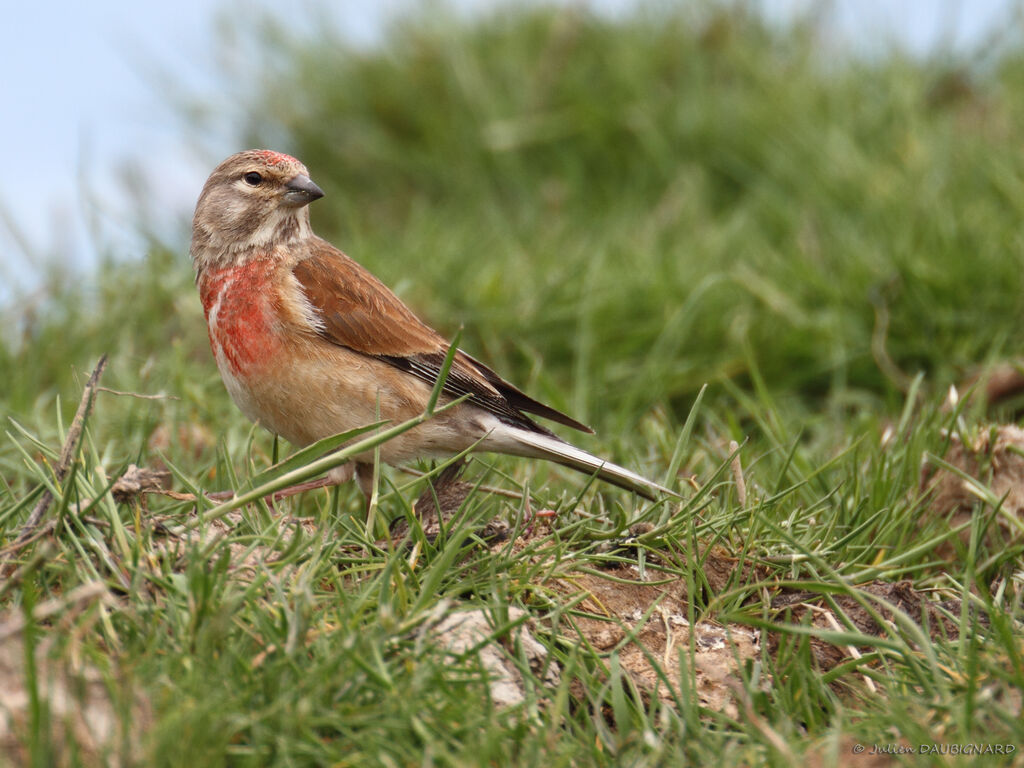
(190, 149, 325, 269)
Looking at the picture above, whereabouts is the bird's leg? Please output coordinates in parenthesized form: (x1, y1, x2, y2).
(204, 463, 355, 503)
(263, 463, 356, 504)
(390, 460, 475, 541)
(520, 492, 559, 539)
(354, 461, 378, 514)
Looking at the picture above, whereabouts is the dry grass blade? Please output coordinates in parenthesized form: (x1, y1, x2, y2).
(0, 355, 108, 575)
(729, 439, 746, 507)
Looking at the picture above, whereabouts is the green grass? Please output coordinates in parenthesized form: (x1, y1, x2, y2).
(2, 3, 1024, 766)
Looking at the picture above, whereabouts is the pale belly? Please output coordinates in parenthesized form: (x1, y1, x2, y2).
(217, 342, 489, 464)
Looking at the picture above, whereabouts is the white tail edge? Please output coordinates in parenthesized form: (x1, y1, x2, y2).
(499, 427, 679, 501)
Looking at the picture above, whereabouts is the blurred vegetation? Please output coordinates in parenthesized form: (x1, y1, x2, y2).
(2, 3, 1024, 765)
(238, 2, 1024, 419)
(6, 4, 1024, 432)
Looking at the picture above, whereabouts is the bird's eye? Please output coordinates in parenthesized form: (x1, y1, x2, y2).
(243, 172, 263, 186)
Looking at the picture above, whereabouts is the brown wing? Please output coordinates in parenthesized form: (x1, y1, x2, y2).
(292, 240, 593, 435)
(292, 238, 445, 357)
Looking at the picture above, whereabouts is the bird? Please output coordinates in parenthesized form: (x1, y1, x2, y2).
(190, 149, 676, 502)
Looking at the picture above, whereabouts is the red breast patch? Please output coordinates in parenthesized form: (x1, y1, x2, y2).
(199, 260, 282, 376)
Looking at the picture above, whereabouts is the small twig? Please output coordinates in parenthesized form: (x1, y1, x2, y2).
(659, 606, 673, 668)
(0, 521, 58, 559)
(146, 476, 336, 505)
(146, 489, 206, 502)
(729, 440, 747, 508)
(97, 386, 179, 401)
(1, 355, 108, 575)
(809, 604, 878, 694)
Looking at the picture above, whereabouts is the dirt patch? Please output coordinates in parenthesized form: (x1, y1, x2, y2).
(770, 580, 965, 672)
(921, 424, 1024, 555)
(547, 563, 761, 717)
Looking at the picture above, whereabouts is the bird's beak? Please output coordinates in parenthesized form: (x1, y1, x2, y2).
(283, 174, 325, 206)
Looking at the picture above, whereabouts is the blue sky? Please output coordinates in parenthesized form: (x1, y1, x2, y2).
(0, 0, 1012, 302)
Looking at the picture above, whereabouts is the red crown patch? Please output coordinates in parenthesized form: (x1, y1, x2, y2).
(253, 150, 298, 166)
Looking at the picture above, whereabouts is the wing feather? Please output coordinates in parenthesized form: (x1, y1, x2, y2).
(291, 240, 592, 435)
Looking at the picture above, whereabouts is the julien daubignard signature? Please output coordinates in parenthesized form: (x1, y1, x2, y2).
(853, 743, 1016, 756)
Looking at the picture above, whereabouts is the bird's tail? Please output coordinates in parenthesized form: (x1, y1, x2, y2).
(495, 426, 678, 501)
